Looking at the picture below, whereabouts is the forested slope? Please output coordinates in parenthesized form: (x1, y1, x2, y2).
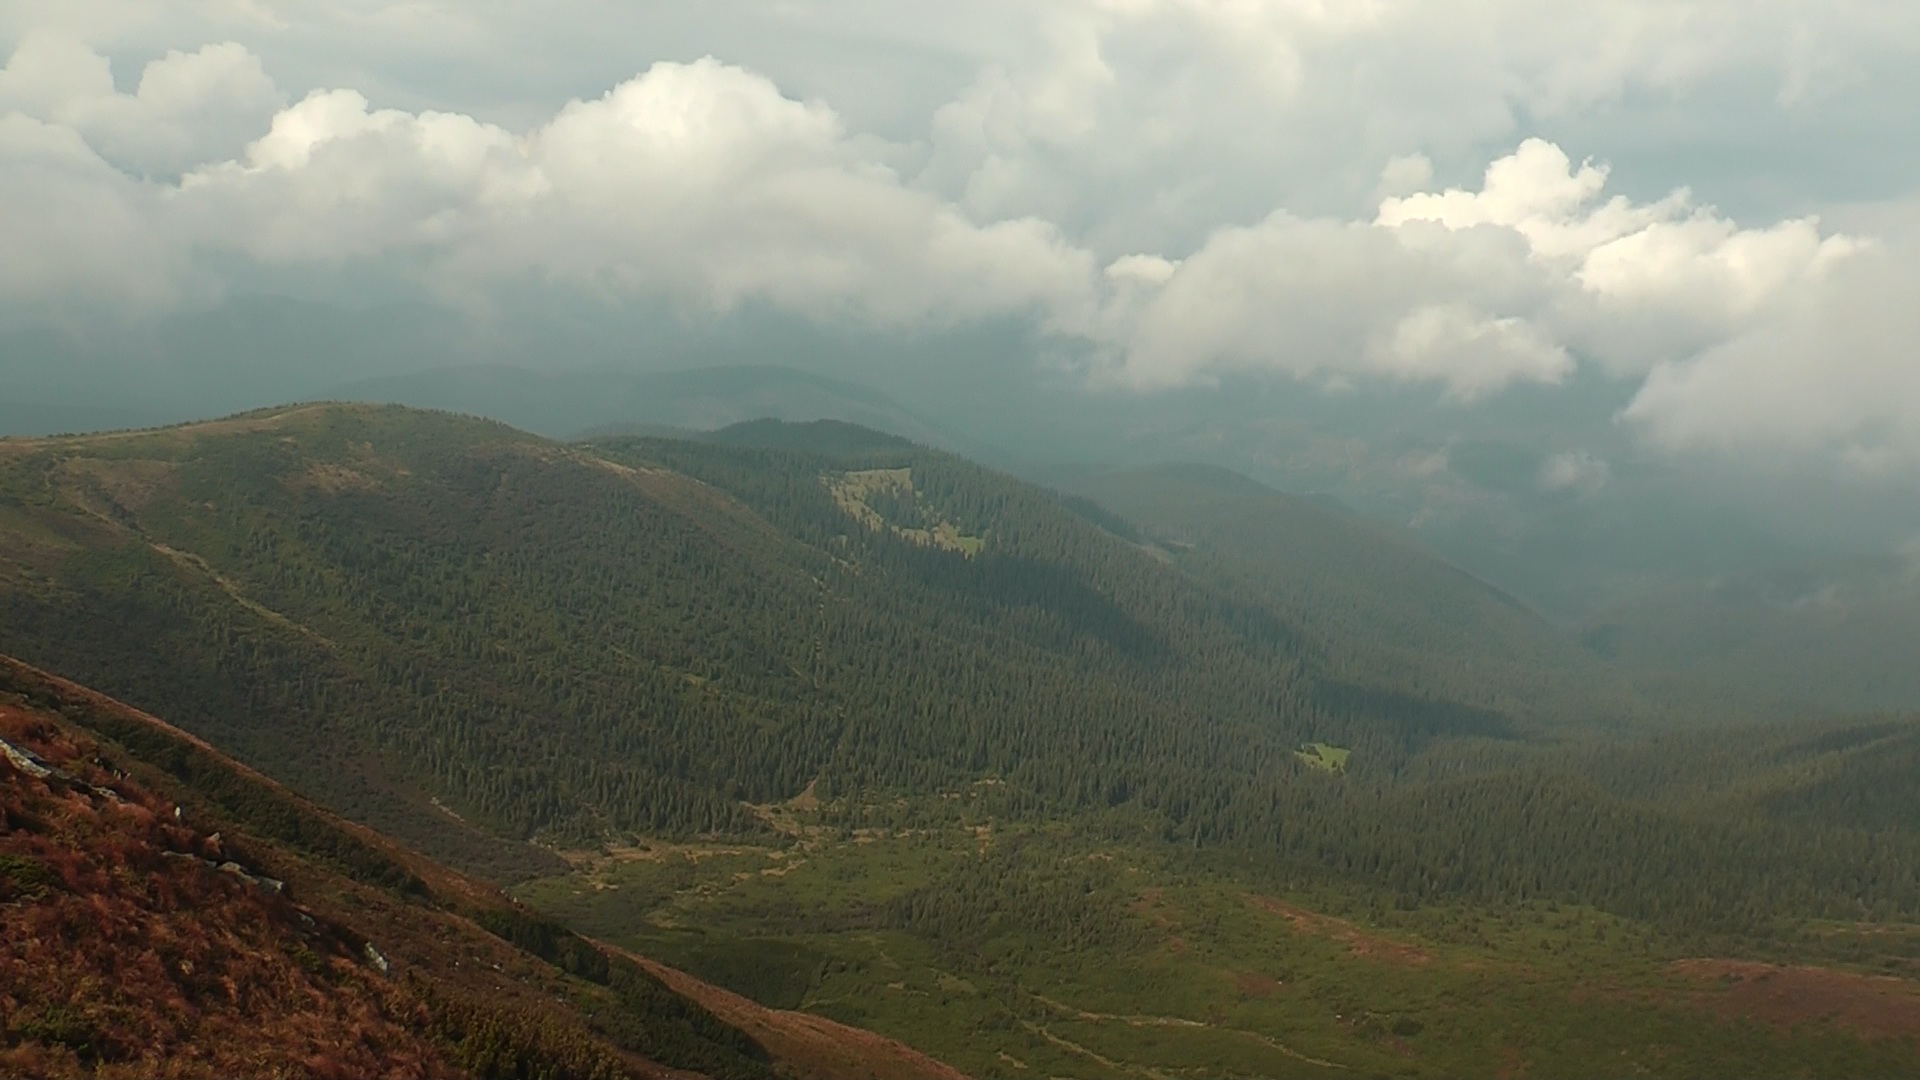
(2, 405, 1919, 939)
(1065, 463, 1651, 727)
(0, 405, 1538, 850)
(1581, 554, 1920, 715)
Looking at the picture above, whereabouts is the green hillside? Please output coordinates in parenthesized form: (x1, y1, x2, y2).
(0, 403, 1470, 856)
(5, 404, 1920, 1075)
(0, 404, 1913, 917)
(1066, 462, 1652, 729)
(1581, 555, 1920, 715)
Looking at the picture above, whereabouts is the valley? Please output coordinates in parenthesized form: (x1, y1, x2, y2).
(512, 806, 1920, 1079)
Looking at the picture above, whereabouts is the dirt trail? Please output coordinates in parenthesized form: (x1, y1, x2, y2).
(1019, 1021, 1175, 1080)
(626, 948, 975, 1080)
(1029, 993, 1348, 1070)
(147, 543, 336, 648)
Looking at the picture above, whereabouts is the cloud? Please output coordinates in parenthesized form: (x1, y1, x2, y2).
(1622, 241, 1920, 470)
(0, 113, 198, 313)
(0, 39, 1874, 418)
(165, 59, 1098, 329)
(1378, 139, 1864, 376)
(1, 4, 1917, 472)
(1097, 212, 1570, 399)
(917, 0, 1920, 254)
(1093, 139, 1851, 401)
(0, 36, 281, 173)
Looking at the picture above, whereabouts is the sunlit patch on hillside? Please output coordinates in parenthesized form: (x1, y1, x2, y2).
(825, 468, 985, 555)
(1295, 742, 1351, 773)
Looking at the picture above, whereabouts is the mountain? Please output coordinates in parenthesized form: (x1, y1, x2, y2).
(6, 404, 1920, 1076)
(329, 364, 972, 448)
(1580, 554, 1920, 715)
(1061, 462, 1656, 728)
(0, 654, 968, 1080)
(2, 403, 1915, 914)
(0, 402, 1588, 860)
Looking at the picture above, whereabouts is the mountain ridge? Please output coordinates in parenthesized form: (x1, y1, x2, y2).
(329, 364, 975, 451)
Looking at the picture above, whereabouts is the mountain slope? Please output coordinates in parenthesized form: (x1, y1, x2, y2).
(0, 403, 1502, 855)
(8, 407, 1920, 1078)
(1581, 554, 1920, 715)
(0, 654, 968, 1080)
(7, 405, 1918, 937)
(1065, 462, 1654, 728)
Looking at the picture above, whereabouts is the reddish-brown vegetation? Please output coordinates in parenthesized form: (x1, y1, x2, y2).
(1231, 971, 1285, 999)
(0, 703, 465, 1079)
(1245, 894, 1432, 966)
(629, 953, 971, 1080)
(1668, 958, 1920, 1040)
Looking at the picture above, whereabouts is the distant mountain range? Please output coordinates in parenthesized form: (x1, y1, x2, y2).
(329, 363, 975, 450)
(1582, 553, 1920, 715)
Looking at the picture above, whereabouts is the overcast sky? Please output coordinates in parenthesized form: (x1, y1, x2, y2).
(4, 0, 1919, 473)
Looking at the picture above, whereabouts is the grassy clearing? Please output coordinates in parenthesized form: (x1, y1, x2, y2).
(1295, 743, 1351, 773)
(824, 468, 985, 555)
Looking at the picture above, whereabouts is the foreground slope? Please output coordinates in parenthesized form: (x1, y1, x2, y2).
(0, 654, 968, 1080)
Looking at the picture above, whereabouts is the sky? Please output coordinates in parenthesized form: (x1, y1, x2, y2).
(3, 0, 1920, 478)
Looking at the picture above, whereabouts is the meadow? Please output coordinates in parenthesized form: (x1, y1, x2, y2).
(515, 796, 1920, 1079)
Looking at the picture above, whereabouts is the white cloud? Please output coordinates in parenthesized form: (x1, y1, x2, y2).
(1377, 140, 1641, 260)
(165, 59, 1097, 328)
(917, 0, 1920, 253)
(0, 2, 1917, 472)
(1378, 305, 1572, 400)
(1377, 138, 1864, 377)
(1092, 138, 1852, 401)
(0, 113, 197, 313)
(1622, 241, 1920, 469)
(178, 88, 523, 264)
(0, 36, 280, 173)
(1096, 209, 1574, 399)
(1376, 154, 1434, 199)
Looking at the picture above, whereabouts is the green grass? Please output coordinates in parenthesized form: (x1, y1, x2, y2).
(515, 815, 1920, 1080)
(1295, 742, 1351, 773)
(824, 467, 986, 555)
